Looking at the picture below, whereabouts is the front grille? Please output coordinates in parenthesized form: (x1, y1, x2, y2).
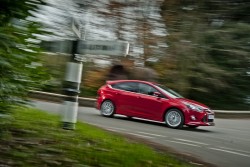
(202, 115, 214, 122)
(208, 118, 214, 122)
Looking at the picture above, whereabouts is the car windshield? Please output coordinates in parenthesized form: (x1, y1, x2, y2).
(155, 84, 183, 98)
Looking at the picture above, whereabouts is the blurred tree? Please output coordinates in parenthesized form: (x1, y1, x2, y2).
(160, 0, 250, 109)
(0, 0, 49, 113)
(30, 0, 249, 109)
(36, 0, 167, 95)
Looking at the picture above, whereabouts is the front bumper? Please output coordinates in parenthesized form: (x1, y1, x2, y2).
(185, 111, 215, 126)
(186, 121, 215, 126)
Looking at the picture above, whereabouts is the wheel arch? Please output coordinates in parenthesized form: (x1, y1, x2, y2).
(100, 99, 116, 117)
(163, 107, 185, 129)
(101, 98, 116, 110)
(100, 94, 116, 106)
(162, 107, 185, 122)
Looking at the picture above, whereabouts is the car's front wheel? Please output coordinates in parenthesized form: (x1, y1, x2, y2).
(100, 100, 115, 117)
(165, 109, 184, 129)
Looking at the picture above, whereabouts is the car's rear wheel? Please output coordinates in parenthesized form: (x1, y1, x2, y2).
(165, 109, 184, 129)
(100, 100, 115, 117)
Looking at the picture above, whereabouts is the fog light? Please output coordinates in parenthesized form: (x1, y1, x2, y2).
(191, 115, 196, 120)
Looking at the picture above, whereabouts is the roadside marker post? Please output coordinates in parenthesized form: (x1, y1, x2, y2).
(61, 19, 82, 130)
(61, 19, 130, 130)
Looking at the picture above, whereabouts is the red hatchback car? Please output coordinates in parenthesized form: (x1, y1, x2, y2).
(96, 80, 215, 129)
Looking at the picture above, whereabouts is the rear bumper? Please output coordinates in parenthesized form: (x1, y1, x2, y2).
(95, 101, 101, 110)
(95, 97, 103, 110)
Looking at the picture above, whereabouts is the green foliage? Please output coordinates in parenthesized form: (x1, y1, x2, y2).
(0, 0, 49, 113)
(0, 107, 195, 167)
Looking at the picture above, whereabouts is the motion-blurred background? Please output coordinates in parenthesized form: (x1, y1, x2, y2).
(1, 0, 249, 111)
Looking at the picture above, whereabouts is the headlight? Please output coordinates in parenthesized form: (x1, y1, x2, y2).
(183, 102, 203, 112)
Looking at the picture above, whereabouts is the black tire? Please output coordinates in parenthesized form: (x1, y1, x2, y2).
(100, 100, 115, 117)
(165, 109, 184, 129)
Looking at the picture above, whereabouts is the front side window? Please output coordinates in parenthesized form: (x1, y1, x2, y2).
(155, 84, 183, 98)
(138, 83, 158, 96)
(111, 82, 138, 93)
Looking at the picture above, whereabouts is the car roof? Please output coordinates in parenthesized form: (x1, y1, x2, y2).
(106, 80, 157, 85)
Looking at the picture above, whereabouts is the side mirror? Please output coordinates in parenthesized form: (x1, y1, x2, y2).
(153, 92, 161, 97)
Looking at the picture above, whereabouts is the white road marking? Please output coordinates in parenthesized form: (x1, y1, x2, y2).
(88, 124, 127, 131)
(90, 125, 154, 139)
(137, 131, 166, 137)
(126, 132, 155, 139)
(104, 127, 127, 131)
(218, 146, 250, 154)
(209, 147, 250, 157)
(92, 124, 164, 138)
(174, 138, 209, 146)
(86, 123, 100, 127)
(106, 128, 120, 132)
(189, 162, 204, 166)
(165, 140, 201, 147)
(86, 122, 250, 159)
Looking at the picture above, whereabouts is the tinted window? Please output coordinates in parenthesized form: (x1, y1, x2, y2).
(138, 83, 158, 96)
(155, 84, 183, 98)
(112, 82, 138, 93)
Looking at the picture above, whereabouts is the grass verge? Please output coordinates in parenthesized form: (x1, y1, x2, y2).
(0, 107, 196, 167)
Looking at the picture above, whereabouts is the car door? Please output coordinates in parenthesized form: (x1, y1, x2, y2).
(111, 82, 139, 115)
(136, 83, 165, 121)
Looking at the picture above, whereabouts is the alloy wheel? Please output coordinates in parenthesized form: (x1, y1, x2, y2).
(100, 100, 115, 117)
(165, 109, 184, 129)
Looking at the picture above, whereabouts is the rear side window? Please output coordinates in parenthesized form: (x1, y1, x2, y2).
(111, 82, 138, 93)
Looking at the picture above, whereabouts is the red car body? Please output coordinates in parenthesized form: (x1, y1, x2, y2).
(96, 80, 215, 129)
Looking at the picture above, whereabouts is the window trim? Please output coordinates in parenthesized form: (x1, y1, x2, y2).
(110, 82, 168, 99)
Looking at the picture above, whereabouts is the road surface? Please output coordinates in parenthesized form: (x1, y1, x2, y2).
(31, 100, 250, 167)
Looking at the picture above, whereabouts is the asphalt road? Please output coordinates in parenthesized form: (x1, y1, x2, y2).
(31, 100, 250, 167)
